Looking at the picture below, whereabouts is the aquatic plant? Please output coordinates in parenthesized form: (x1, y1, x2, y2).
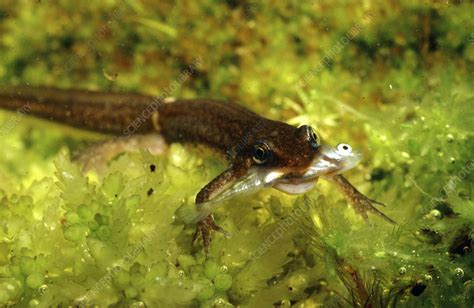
(0, 1, 472, 306)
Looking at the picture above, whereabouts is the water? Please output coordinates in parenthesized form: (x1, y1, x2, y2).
(0, 1, 472, 307)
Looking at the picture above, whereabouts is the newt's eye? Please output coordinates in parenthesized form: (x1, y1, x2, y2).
(252, 141, 272, 164)
(309, 127, 321, 150)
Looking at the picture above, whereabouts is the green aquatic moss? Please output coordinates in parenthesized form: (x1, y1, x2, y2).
(0, 0, 473, 307)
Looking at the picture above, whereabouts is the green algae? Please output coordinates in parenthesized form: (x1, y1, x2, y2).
(0, 1, 473, 307)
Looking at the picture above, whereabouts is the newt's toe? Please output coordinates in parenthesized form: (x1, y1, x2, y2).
(192, 214, 228, 255)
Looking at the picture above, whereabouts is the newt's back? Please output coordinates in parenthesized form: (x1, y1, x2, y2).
(0, 86, 155, 135)
(0, 86, 292, 156)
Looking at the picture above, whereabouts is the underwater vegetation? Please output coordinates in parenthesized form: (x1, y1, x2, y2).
(0, 0, 473, 307)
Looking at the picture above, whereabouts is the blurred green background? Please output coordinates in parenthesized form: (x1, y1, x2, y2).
(0, 1, 473, 307)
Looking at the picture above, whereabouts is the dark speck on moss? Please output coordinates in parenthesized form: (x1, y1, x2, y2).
(147, 188, 154, 196)
(150, 164, 156, 172)
(304, 285, 318, 295)
(225, 0, 239, 9)
(0, 9, 8, 21)
(410, 282, 426, 296)
(435, 202, 458, 218)
(449, 226, 472, 256)
(370, 168, 389, 181)
(60, 35, 75, 49)
(419, 228, 442, 245)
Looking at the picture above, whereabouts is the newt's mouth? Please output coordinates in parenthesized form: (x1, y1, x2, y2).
(297, 143, 361, 178)
(223, 143, 361, 196)
(209, 144, 361, 203)
(273, 144, 362, 194)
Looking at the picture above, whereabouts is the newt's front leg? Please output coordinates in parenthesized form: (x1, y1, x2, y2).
(193, 164, 248, 254)
(330, 174, 396, 224)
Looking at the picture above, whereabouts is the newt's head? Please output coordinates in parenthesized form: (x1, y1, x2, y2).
(178, 124, 362, 223)
(213, 124, 362, 202)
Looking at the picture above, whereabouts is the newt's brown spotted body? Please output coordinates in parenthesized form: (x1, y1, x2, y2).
(0, 86, 395, 253)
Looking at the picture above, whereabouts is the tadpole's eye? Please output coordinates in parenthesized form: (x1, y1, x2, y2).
(308, 127, 321, 150)
(252, 141, 272, 164)
(336, 143, 352, 155)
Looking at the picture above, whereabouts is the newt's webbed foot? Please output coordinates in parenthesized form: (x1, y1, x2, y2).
(192, 214, 229, 255)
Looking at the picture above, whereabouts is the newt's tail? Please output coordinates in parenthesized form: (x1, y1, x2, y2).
(0, 86, 161, 135)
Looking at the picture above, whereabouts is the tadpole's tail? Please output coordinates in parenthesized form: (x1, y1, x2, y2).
(0, 86, 161, 135)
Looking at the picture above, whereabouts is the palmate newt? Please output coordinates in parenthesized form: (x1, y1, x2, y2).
(0, 86, 395, 253)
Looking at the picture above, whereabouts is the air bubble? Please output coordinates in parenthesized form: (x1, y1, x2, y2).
(446, 134, 454, 142)
(214, 298, 225, 305)
(401, 152, 410, 159)
(429, 209, 442, 219)
(454, 268, 464, 278)
(129, 301, 145, 308)
(280, 299, 291, 308)
(220, 265, 228, 273)
(398, 267, 407, 275)
(38, 284, 48, 295)
(424, 274, 433, 281)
